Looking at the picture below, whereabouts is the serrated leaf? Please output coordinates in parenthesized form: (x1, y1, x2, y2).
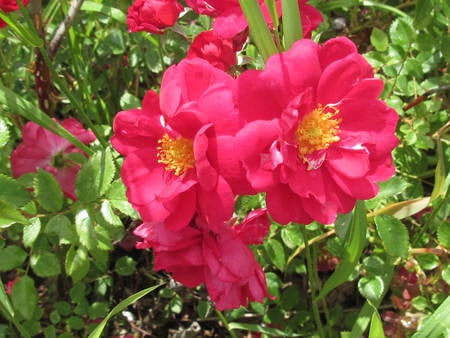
(45, 215, 78, 245)
(442, 265, 450, 285)
(370, 28, 389, 52)
(264, 239, 285, 271)
(76, 149, 115, 202)
(0, 200, 28, 228)
(11, 276, 38, 320)
(375, 215, 409, 259)
(416, 254, 439, 271)
(106, 180, 139, 218)
(30, 253, 61, 277)
(65, 246, 90, 283)
(0, 246, 27, 271)
(34, 170, 63, 212)
(75, 209, 97, 250)
(23, 218, 41, 248)
(358, 276, 385, 305)
(437, 222, 450, 248)
(414, 0, 435, 29)
(0, 174, 31, 207)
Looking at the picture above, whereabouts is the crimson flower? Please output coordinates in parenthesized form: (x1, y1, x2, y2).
(0, 0, 29, 28)
(127, 0, 183, 34)
(112, 58, 242, 231)
(185, 0, 322, 40)
(187, 30, 237, 71)
(11, 118, 96, 200)
(133, 209, 271, 310)
(232, 37, 398, 225)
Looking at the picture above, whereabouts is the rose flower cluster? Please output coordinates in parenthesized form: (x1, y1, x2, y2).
(9, 0, 398, 311)
(113, 0, 399, 310)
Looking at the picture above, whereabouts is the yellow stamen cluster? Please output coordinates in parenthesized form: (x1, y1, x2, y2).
(295, 105, 341, 161)
(157, 133, 195, 176)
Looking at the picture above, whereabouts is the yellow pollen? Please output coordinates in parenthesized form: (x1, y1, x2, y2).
(157, 134, 195, 176)
(295, 105, 341, 161)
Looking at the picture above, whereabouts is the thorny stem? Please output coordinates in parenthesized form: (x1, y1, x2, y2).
(215, 309, 238, 338)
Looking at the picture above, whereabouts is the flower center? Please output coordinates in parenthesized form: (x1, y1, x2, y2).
(51, 152, 66, 168)
(295, 105, 341, 162)
(157, 133, 195, 176)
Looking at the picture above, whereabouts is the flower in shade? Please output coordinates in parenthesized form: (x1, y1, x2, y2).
(233, 37, 398, 225)
(11, 118, 96, 200)
(133, 208, 271, 310)
(127, 0, 183, 34)
(112, 58, 242, 231)
(187, 30, 237, 71)
(185, 0, 322, 40)
(0, 0, 30, 28)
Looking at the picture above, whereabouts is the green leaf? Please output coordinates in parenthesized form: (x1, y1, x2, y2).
(75, 149, 115, 202)
(0, 117, 9, 148)
(75, 209, 97, 251)
(369, 310, 385, 338)
(238, 0, 278, 60)
(106, 180, 139, 218)
(0, 12, 43, 47)
(370, 28, 389, 52)
(0, 83, 92, 155)
(414, 0, 435, 29)
(30, 253, 61, 278)
(120, 91, 141, 110)
(442, 265, 450, 285)
(23, 218, 42, 248)
(0, 279, 31, 338)
(264, 239, 286, 271)
(374, 215, 409, 259)
(0, 174, 31, 207)
(388, 17, 416, 46)
(33, 170, 63, 212)
(362, 256, 387, 276)
(114, 256, 136, 276)
(65, 246, 90, 283)
(11, 276, 38, 320)
(411, 296, 429, 311)
(80, 1, 126, 23)
(369, 197, 431, 220)
(88, 284, 163, 338)
(0, 246, 27, 271)
(358, 276, 385, 305)
(437, 222, 450, 248)
(416, 254, 440, 271)
(412, 296, 450, 338)
(318, 201, 368, 300)
(0, 200, 28, 228)
(281, 224, 304, 249)
(228, 322, 303, 337)
(282, 0, 302, 49)
(45, 215, 78, 245)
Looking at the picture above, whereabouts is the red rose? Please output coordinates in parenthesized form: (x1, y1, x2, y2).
(127, 0, 183, 34)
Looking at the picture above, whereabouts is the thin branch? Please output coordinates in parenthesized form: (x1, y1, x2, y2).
(48, 0, 85, 57)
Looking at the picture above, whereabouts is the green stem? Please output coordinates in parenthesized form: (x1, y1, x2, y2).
(238, 0, 278, 61)
(300, 227, 325, 338)
(215, 309, 238, 338)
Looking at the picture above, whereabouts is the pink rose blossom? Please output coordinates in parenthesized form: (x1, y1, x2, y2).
(11, 118, 96, 200)
(185, 0, 322, 40)
(127, 0, 183, 34)
(112, 58, 243, 231)
(0, 0, 29, 28)
(133, 209, 271, 310)
(187, 30, 237, 71)
(232, 37, 398, 225)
